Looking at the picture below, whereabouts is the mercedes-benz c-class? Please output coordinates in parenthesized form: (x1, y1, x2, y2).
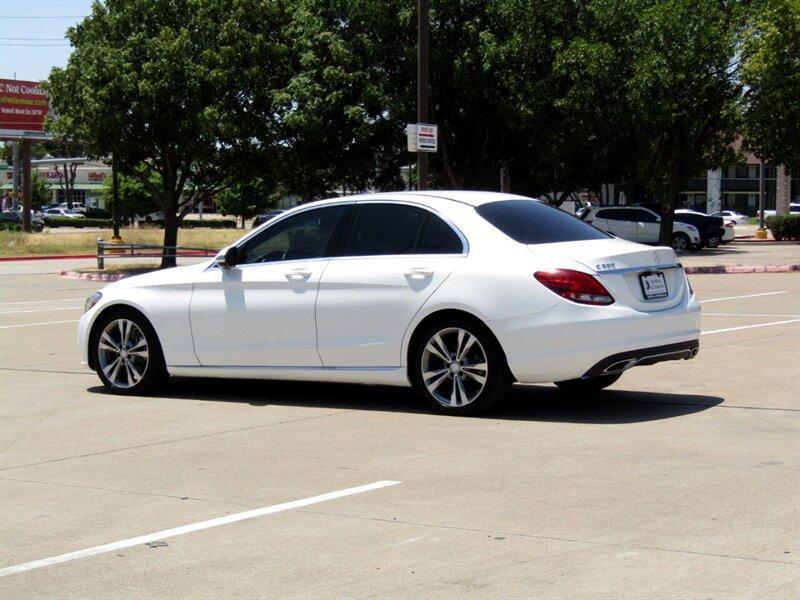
(79, 192, 700, 414)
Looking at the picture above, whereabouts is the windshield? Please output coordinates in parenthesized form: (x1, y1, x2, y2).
(476, 199, 610, 244)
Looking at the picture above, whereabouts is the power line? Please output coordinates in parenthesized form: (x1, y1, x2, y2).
(1, 37, 68, 41)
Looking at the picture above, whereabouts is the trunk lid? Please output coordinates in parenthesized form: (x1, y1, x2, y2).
(527, 238, 687, 312)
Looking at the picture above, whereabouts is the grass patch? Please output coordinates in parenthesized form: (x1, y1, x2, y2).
(0, 227, 245, 257)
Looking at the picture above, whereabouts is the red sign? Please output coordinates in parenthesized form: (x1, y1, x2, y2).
(0, 79, 50, 134)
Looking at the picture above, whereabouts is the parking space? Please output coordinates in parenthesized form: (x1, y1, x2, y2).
(0, 260, 798, 597)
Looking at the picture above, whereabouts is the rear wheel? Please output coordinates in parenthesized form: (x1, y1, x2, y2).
(555, 373, 621, 394)
(706, 235, 721, 248)
(671, 233, 690, 252)
(410, 317, 512, 415)
(92, 308, 167, 394)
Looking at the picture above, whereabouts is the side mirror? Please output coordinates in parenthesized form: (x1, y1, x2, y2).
(214, 246, 239, 269)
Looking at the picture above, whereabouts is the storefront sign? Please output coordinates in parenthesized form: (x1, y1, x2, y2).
(0, 79, 52, 139)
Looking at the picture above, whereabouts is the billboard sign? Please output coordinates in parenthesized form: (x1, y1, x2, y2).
(0, 79, 52, 139)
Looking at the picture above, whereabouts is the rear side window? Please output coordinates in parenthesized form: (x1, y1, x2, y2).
(477, 200, 609, 244)
(416, 214, 463, 254)
(346, 204, 427, 256)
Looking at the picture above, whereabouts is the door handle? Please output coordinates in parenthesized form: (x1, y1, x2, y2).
(285, 269, 312, 281)
(405, 268, 434, 279)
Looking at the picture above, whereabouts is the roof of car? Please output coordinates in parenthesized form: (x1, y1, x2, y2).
(300, 191, 535, 209)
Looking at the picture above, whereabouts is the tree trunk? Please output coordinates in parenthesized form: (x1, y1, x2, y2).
(161, 186, 179, 269)
(659, 158, 683, 246)
(500, 164, 511, 192)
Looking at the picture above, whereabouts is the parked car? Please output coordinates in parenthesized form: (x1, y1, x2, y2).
(1, 211, 44, 231)
(252, 209, 286, 229)
(712, 209, 749, 225)
(42, 207, 86, 219)
(721, 221, 735, 244)
(762, 203, 800, 219)
(79, 192, 701, 415)
(134, 212, 165, 224)
(582, 206, 702, 252)
(672, 208, 727, 248)
(57, 202, 86, 214)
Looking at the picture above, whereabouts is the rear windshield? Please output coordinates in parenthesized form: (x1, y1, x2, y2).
(476, 199, 610, 244)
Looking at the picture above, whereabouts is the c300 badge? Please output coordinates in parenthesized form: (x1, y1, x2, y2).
(595, 262, 616, 271)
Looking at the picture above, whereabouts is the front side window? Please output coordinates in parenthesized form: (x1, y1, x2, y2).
(477, 200, 609, 244)
(239, 205, 348, 264)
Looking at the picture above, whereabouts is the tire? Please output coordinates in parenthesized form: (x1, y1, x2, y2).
(409, 316, 513, 415)
(91, 307, 167, 395)
(706, 235, 720, 248)
(671, 233, 690, 252)
(555, 373, 621, 395)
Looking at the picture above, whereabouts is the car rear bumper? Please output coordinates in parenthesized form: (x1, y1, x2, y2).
(581, 340, 698, 378)
(489, 289, 701, 383)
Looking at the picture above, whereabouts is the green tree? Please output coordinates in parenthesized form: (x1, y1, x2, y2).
(625, 0, 742, 243)
(741, 0, 800, 175)
(46, 0, 291, 267)
(99, 170, 161, 219)
(215, 178, 279, 228)
(30, 171, 51, 209)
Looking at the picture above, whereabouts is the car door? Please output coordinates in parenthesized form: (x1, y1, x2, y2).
(189, 204, 351, 367)
(630, 208, 660, 242)
(601, 208, 638, 241)
(316, 202, 467, 367)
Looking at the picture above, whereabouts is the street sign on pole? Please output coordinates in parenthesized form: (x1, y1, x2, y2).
(407, 123, 437, 153)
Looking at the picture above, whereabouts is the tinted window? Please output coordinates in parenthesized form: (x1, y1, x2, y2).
(631, 209, 658, 223)
(477, 200, 609, 244)
(345, 204, 426, 256)
(240, 205, 347, 264)
(595, 209, 619, 220)
(416, 214, 463, 254)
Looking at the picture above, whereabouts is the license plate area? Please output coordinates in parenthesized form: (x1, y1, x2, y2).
(639, 271, 668, 299)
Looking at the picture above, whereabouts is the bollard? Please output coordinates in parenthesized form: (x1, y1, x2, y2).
(97, 238, 104, 270)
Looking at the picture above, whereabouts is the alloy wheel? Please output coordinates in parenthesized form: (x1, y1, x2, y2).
(420, 327, 488, 407)
(97, 318, 149, 389)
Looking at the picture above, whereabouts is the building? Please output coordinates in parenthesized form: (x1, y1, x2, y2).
(1, 160, 110, 206)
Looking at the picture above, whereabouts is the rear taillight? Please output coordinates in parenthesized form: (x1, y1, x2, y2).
(534, 269, 615, 305)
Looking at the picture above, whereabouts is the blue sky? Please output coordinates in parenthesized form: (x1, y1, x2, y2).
(0, 0, 92, 82)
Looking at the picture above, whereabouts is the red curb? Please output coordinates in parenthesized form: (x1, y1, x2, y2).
(684, 264, 800, 274)
(0, 250, 213, 262)
(0, 254, 97, 262)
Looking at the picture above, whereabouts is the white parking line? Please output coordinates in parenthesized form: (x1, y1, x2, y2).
(0, 306, 84, 315)
(704, 313, 800, 318)
(700, 291, 788, 303)
(0, 319, 80, 330)
(702, 319, 800, 335)
(0, 480, 400, 577)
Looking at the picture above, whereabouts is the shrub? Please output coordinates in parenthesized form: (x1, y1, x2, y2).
(179, 219, 237, 229)
(45, 217, 114, 228)
(765, 214, 800, 241)
(0, 222, 22, 232)
(85, 207, 112, 219)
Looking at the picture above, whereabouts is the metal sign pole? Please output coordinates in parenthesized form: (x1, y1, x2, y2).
(417, 0, 429, 191)
(21, 140, 31, 232)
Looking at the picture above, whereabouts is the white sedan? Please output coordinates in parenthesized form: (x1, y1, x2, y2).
(713, 210, 749, 225)
(79, 192, 701, 415)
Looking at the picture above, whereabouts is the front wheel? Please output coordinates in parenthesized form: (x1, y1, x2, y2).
(92, 308, 167, 395)
(705, 235, 721, 248)
(410, 318, 512, 415)
(671, 233, 690, 252)
(555, 373, 621, 394)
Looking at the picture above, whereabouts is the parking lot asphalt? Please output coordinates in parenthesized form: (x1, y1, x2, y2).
(0, 258, 798, 598)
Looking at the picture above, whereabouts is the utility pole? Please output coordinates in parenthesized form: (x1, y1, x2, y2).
(417, 0, 429, 191)
(112, 159, 121, 240)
